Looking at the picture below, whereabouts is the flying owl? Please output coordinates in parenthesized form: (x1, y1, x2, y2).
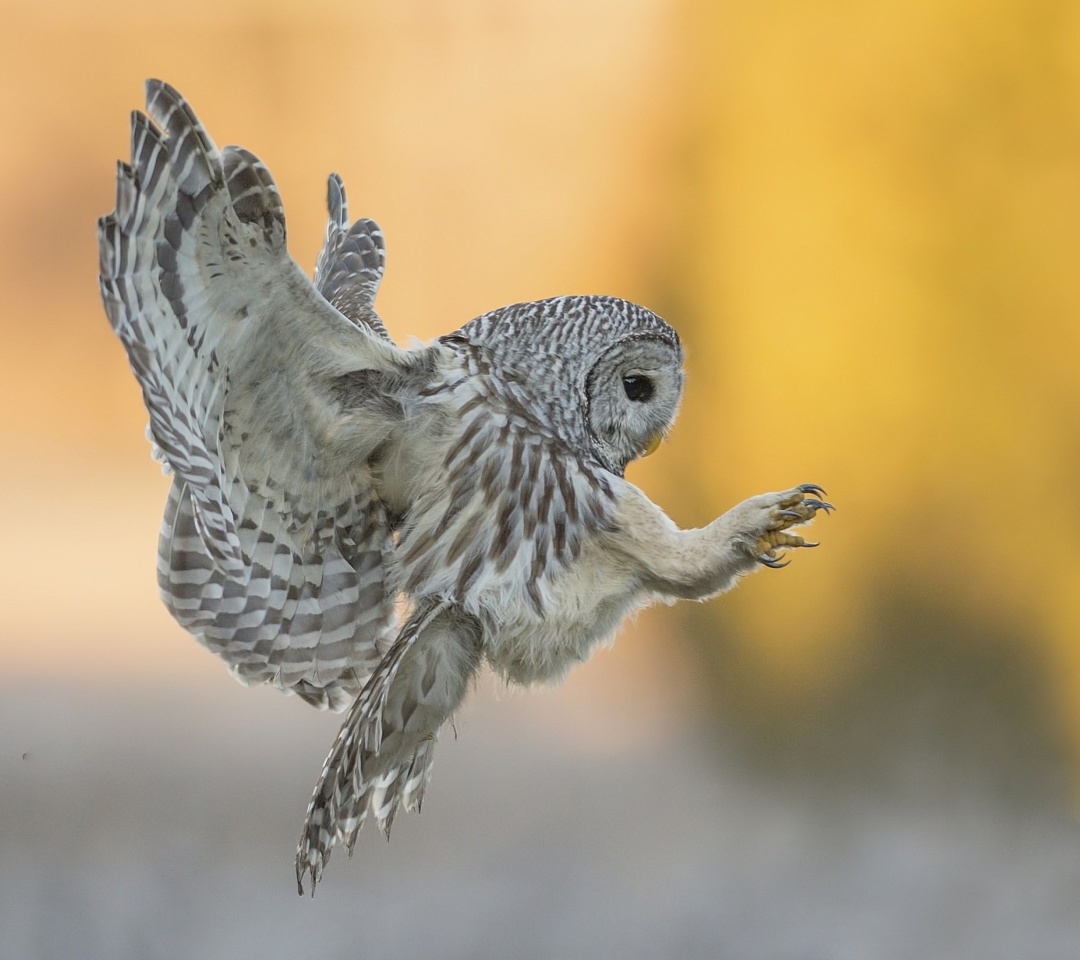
(98, 80, 832, 894)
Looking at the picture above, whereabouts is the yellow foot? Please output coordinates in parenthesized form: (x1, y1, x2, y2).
(756, 483, 834, 569)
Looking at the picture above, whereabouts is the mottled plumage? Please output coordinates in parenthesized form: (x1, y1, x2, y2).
(98, 81, 832, 894)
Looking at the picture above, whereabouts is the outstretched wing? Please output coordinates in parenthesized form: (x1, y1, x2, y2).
(99, 80, 427, 709)
(314, 173, 391, 341)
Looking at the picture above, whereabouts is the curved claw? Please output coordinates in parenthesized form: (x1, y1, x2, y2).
(757, 554, 790, 569)
(775, 509, 804, 521)
(798, 483, 828, 498)
(800, 541, 820, 548)
(802, 498, 835, 514)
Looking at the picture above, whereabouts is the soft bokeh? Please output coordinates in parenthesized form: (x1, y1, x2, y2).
(4, 1, 1080, 956)
(663, 0, 1080, 796)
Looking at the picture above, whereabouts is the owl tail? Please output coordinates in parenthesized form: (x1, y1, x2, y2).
(295, 601, 483, 894)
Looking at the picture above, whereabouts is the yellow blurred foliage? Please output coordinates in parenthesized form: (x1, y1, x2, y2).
(662, 0, 1080, 747)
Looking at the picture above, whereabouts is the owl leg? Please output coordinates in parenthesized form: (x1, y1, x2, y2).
(295, 601, 483, 895)
(610, 482, 833, 601)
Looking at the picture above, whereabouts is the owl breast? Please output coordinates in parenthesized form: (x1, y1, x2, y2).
(477, 533, 648, 685)
(382, 351, 627, 682)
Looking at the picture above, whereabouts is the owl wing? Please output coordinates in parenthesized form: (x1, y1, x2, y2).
(99, 80, 428, 709)
(313, 173, 393, 342)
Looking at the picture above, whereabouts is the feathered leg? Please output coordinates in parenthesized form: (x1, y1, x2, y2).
(609, 482, 834, 600)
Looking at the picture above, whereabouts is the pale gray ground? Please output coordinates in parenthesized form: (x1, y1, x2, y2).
(4, 673, 1080, 960)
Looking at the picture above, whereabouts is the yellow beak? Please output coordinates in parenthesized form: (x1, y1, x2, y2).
(642, 433, 663, 458)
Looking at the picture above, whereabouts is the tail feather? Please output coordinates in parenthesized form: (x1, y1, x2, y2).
(295, 603, 482, 894)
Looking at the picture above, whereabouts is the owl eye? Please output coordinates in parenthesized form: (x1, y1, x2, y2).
(622, 375, 654, 402)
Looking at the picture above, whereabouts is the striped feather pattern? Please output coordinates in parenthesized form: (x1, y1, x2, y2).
(99, 80, 415, 710)
(314, 172, 391, 341)
(398, 355, 618, 618)
(296, 600, 483, 893)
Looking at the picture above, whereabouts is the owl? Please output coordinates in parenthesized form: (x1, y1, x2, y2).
(98, 81, 831, 894)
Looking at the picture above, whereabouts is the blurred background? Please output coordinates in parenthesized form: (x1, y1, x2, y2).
(3, 0, 1080, 957)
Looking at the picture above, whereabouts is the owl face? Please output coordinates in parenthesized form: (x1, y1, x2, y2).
(584, 334, 684, 476)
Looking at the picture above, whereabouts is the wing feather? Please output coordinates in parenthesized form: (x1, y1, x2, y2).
(313, 172, 392, 340)
(100, 80, 427, 708)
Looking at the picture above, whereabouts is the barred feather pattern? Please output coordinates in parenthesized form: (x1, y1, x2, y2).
(314, 172, 392, 341)
(398, 340, 619, 619)
(158, 476, 393, 709)
(296, 600, 483, 893)
(99, 81, 414, 709)
(453, 295, 680, 455)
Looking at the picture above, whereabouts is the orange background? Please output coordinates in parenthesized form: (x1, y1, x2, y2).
(3, 0, 1080, 793)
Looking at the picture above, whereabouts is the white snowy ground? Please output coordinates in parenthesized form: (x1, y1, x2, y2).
(4, 668, 1080, 960)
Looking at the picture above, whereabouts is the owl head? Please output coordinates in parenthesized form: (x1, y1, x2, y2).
(455, 296, 685, 477)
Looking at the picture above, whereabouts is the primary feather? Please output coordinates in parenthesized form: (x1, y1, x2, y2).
(99, 81, 424, 709)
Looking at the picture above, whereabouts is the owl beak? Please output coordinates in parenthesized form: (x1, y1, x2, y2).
(642, 433, 663, 458)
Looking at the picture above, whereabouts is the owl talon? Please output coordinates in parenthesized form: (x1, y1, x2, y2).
(757, 554, 790, 569)
(753, 484, 834, 568)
